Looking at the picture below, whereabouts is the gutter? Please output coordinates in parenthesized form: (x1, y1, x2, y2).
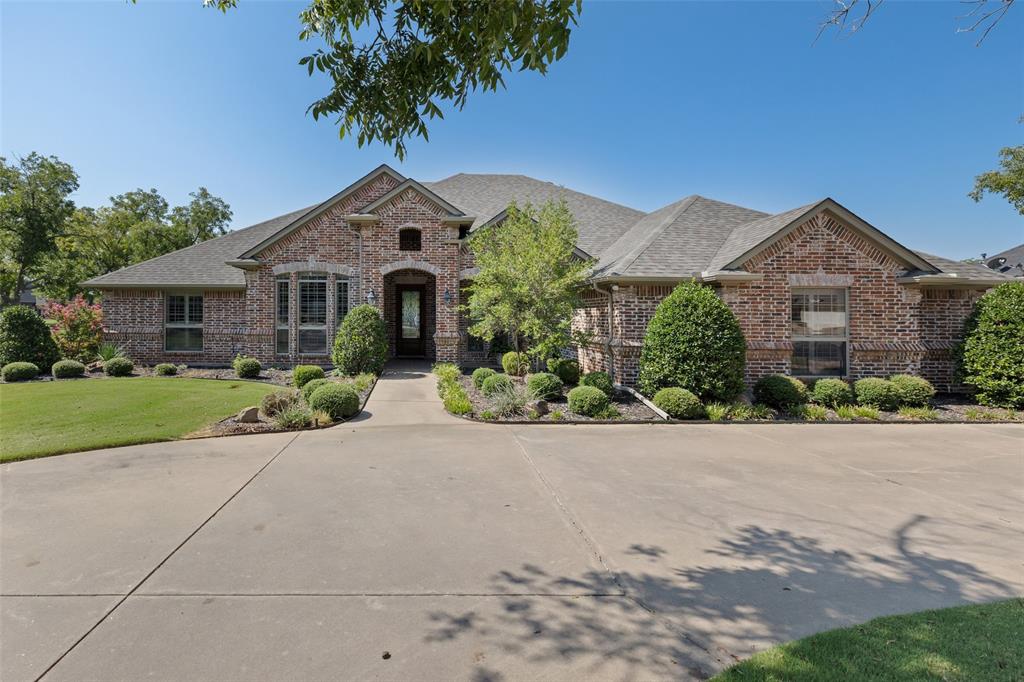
(590, 282, 617, 384)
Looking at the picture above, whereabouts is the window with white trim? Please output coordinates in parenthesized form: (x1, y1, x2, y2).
(298, 272, 327, 354)
(276, 276, 290, 355)
(336, 279, 349, 325)
(791, 288, 847, 376)
(165, 293, 203, 352)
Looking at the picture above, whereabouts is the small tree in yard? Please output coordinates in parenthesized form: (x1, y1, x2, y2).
(956, 282, 1024, 408)
(464, 200, 592, 365)
(43, 295, 103, 363)
(0, 305, 59, 368)
(333, 304, 388, 375)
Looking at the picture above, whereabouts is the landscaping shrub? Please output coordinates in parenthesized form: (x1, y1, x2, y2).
(811, 378, 854, 408)
(432, 362, 461, 383)
(526, 372, 563, 400)
(96, 342, 124, 362)
(154, 363, 178, 376)
(0, 305, 59, 369)
(301, 378, 332, 402)
(234, 357, 262, 379)
(481, 373, 513, 397)
(274, 404, 313, 429)
(796, 404, 829, 421)
(349, 373, 375, 392)
(308, 382, 361, 420)
(854, 378, 900, 411)
(753, 374, 808, 410)
(293, 365, 325, 388)
(333, 304, 388, 375)
(443, 384, 473, 415)
(567, 385, 610, 417)
(889, 374, 936, 407)
(51, 359, 85, 379)
(490, 380, 528, 417)
(501, 351, 529, 376)
(637, 281, 746, 401)
(2, 361, 39, 382)
(260, 389, 299, 418)
(704, 402, 730, 422)
(580, 370, 613, 397)
(653, 387, 703, 419)
(956, 282, 1024, 409)
(104, 357, 134, 377)
(837, 404, 881, 420)
(546, 358, 580, 385)
(42, 296, 103, 363)
(471, 366, 497, 389)
(898, 406, 939, 421)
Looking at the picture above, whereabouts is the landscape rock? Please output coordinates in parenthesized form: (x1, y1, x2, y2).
(236, 406, 261, 423)
(526, 399, 549, 416)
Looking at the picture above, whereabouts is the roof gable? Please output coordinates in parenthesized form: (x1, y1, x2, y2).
(358, 178, 466, 216)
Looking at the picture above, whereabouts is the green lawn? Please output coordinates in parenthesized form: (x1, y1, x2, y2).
(0, 377, 277, 462)
(714, 599, 1023, 681)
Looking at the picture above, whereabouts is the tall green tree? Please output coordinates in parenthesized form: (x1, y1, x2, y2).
(464, 200, 592, 361)
(0, 153, 80, 306)
(970, 145, 1024, 215)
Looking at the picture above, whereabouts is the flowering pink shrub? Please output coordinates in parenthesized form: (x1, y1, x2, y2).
(43, 296, 104, 363)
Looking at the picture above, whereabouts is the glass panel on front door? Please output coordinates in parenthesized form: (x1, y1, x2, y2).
(402, 290, 421, 339)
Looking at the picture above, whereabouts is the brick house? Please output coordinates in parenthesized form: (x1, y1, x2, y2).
(85, 164, 1012, 391)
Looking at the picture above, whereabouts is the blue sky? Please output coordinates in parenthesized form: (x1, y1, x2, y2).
(2, 1, 1021, 258)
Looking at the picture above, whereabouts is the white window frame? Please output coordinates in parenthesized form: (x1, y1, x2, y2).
(298, 272, 328, 355)
(164, 292, 203, 353)
(791, 288, 849, 377)
(276, 277, 290, 355)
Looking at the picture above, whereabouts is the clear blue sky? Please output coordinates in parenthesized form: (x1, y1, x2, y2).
(2, 1, 1021, 259)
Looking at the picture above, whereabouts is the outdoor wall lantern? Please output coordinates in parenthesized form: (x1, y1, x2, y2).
(443, 288, 453, 305)
(366, 289, 376, 305)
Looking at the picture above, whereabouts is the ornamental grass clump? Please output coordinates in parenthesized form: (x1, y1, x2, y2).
(889, 374, 936, 407)
(333, 304, 388, 375)
(51, 359, 85, 379)
(2, 361, 39, 382)
(753, 374, 808, 410)
(489, 381, 528, 417)
(653, 387, 704, 419)
(956, 282, 1024, 408)
(567, 385, 609, 417)
(854, 378, 900, 411)
(308, 382, 360, 420)
(274, 404, 313, 429)
(579, 370, 613, 397)
(526, 372, 563, 400)
(260, 389, 299, 418)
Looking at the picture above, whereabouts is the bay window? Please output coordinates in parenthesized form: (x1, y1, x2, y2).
(165, 293, 203, 352)
(791, 288, 847, 376)
(298, 272, 327, 354)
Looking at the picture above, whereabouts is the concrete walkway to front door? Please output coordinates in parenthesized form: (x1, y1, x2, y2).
(355, 360, 467, 426)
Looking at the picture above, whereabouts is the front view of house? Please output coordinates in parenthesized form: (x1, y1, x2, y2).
(86, 164, 1012, 391)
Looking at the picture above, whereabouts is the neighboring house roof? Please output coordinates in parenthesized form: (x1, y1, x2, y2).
(901, 252, 1019, 285)
(985, 243, 1024, 277)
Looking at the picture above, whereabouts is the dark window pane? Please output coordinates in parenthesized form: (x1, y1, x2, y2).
(276, 328, 289, 355)
(792, 341, 811, 375)
(792, 341, 845, 376)
(336, 281, 349, 322)
(298, 328, 326, 354)
(399, 229, 421, 251)
(166, 327, 203, 352)
(167, 295, 185, 323)
(188, 296, 203, 324)
(299, 281, 327, 325)
(468, 333, 485, 352)
(277, 281, 289, 325)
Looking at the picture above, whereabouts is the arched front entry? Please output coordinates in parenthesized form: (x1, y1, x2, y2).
(382, 268, 437, 359)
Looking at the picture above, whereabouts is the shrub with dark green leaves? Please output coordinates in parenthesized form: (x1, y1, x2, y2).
(526, 372, 563, 400)
(154, 363, 178, 376)
(333, 304, 388, 375)
(501, 351, 529, 376)
(546, 357, 580, 385)
(653, 387, 703, 419)
(481, 372, 513, 397)
(260, 389, 299, 417)
(104, 357, 134, 377)
(753, 374, 808, 410)
(52, 359, 85, 379)
(956, 282, 1024, 408)
(889, 374, 936, 407)
(0, 305, 59, 369)
(2, 361, 39, 382)
(580, 370, 614, 397)
(308, 382, 361, 420)
(854, 378, 900, 411)
(301, 378, 332, 402)
(567, 385, 610, 417)
(638, 281, 746, 401)
(811, 378, 854, 408)
(235, 357, 261, 379)
(293, 365, 325, 388)
(471, 366, 496, 389)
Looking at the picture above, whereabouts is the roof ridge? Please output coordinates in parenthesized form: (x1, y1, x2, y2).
(608, 195, 700, 275)
(707, 200, 819, 271)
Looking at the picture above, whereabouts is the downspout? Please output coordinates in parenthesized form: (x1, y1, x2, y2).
(590, 282, 616, 384)
(350, 223, 363, 304)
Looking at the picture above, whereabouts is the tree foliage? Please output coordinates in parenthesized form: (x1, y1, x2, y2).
(956, 282, 1024, 408)
(970, 144, 1024, 216)
(42, 295, 104, 363)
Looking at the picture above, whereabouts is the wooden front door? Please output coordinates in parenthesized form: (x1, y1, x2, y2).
(395, 284, 426, 357)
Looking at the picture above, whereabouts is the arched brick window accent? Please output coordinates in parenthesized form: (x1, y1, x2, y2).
(399, 227, 421, 252)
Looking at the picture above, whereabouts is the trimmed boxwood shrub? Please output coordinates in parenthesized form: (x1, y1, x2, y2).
(154, 363, 178, 376)
(653, 387, 703, 419)
(0, 305, 60, 369)
(333, 304, 388, 375)
(546, 358, 580, 385)
(638, 281, 746, 402)
(301, 377, 332, 402)
(104, 357, 134, 377)
(889, 374, 935, 407)
(481, 373, 513, 397)
(526, 372, 563, 400)
(471, 366, 496, 389)
(753, 374, 808, 410)
(260, 389, 299, 418)
(811, 378, 854, 408)
(567, 385, 610, 417)
(308, 382, 361, 420)
(501, 351, 529, 376)
(854, 378, 900, 411)
(956, 282, 1024, 408)
(2, 361, 39, 382)
(293, 365, 325, 388)
(234, 357, 262, 379)
(52, 359, 85, 379)
(580, 370, 614, 397)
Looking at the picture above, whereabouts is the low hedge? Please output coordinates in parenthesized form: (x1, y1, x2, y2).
(481, 373, 513, 397)
(52, 359, 86, 379)
(308, 382, 360, 420)
(501, 351, 530, 376)
(301, 378, 332, 402)
(567, 385, 610, 417)
(293, 365, 325, 388)
(889, 374, 935, 407)
(546, 358, 580, 385)
(526, 372, 563, 401)
(811, 378, 854, 407)
(104, 357, 134, 377)
(471, 366, 497, 389)
(2, 361, 39, 382)
(854, 378, 901, 411)
(154, 363, 178, 376)
(753, 374, 808, 409)
(580, 371, 614, 397)
(653, 387, 703, 419)
(235, 357, 261, 379)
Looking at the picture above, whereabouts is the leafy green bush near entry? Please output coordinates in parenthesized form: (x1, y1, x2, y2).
(301, 378, 332, 402)
(956, 282, 1024, 408)
(546, 357, 580, 385)
(260, 389, 299, 418)
(308, 383, 360, 420)
(579, 370, 613, 397)
(432, 365, 472, 415)
(333, 304, 388, 375)
(293, 365, 325, 388)
(501, 351, 529, 376)
(811, 378, 854, 407)
(638, 281, 746, 402)
(471, 366, 496, 389)
(753, 374, 808, 410)
(2, 361, 39, 382)
(234, 357, 261, 379)
(653, 387, 703, 419)
(481, 373, 513, 397)
(854, 378, 900, 411)
(794, 404, 828, 421)
(526, 372, 563, 400)
(154, 363, 178, 376)
(567, 385, 609, 417)
(0, 305, 60, 369)
(104, 357, 134, 377)
(51, 359, 85, 379)
(889, 374, 935, 407)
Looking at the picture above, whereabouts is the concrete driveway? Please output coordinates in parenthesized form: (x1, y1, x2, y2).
(2, 366, 1022, 681)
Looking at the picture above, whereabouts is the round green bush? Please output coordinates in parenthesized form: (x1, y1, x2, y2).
(546, 358, 580, 385)
(104, 357, 134, 377)
(854, 378, 900, 411)
(0, 305, 59, 369)
(526, 372, 564, 400)
(580, 371, 614, 397)
(957, 282, 1024, 408)
(301, 377, 332, 402)
(2, 361, 39, 382)
(332, 304, 388, 375)
(501, 351, 529, 376)
(260, 389, 299, 418)
(481, 373, 513, 397)
(753, 374, 808, 409)
(471, 366, 497, 389)
(653, 387, 704, 419)
(235, 357, 261, 379)
(293, 364, 325, 388)
(308, 382, 361, 420)
(154, 363, 178, 376)
(52, 359, 85, 379)
(567, 385, 610, 417)
(889, 374, 936, 407)
(638, 281, 746, 402)
(811, 378, 854, 407)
